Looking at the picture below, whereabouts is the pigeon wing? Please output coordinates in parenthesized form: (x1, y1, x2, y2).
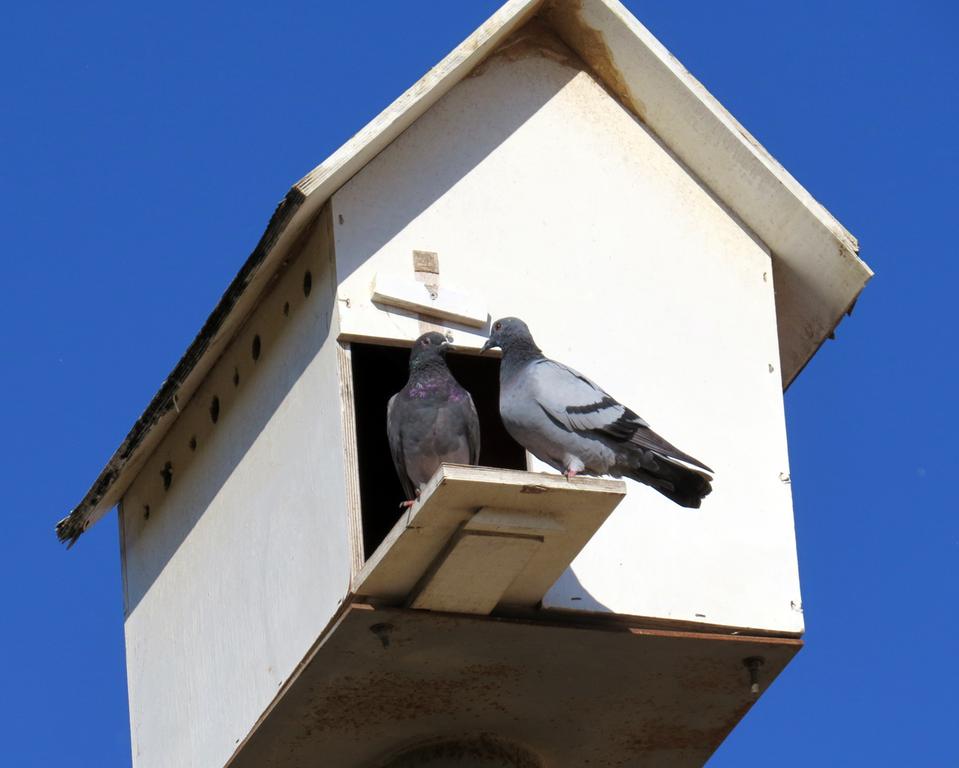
(532, 359, 711, 472)
(465, 391, 481, 465)
(531, 359, 644, 433)
(386, 392, 416, 500)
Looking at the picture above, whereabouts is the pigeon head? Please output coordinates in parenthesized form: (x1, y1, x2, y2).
(409, 331, 450, 370)
(481, 317, 539, 354)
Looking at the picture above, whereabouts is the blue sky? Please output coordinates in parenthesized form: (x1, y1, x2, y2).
(2, 1, 956, 765)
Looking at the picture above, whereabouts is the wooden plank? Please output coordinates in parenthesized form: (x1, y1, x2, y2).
(353, 465, 625, 610)
(410, 530, 542, 614)
(336, 342, 365, 579)
(466, 507, 565, 536)
(371, 272, 489, 328)
(226, 604, 802, 768)
(336, 301, 492, 350)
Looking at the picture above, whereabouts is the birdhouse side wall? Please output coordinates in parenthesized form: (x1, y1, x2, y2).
(330, 40, 802, 632)
(119, 208, 353, 768)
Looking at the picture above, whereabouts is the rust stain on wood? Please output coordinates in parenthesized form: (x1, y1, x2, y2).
(520, 484, 549, 494)
(543, 0, 648, 122)
(469, 17, 582, 78)
(412, 250, 440, 275)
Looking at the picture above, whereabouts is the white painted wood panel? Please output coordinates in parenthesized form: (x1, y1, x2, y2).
(331, 37, 802, 632)
(545, 0, 870, 385)
(371, 272, 489, 328)
(120, 208, 352, 768)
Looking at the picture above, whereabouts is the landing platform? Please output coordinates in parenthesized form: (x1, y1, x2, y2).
(228, 603, 800, 767)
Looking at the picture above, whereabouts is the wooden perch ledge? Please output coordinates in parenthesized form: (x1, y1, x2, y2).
(353, 464, 627, 614)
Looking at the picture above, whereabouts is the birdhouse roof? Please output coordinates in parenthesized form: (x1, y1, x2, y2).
(57, 0, 871, 546)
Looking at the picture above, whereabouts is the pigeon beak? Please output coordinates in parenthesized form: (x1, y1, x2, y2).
(480, 338, 496, 354)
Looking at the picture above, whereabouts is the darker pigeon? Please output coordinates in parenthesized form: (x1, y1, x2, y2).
(388, 332, 481, 506)
(481, 317, 712, 508)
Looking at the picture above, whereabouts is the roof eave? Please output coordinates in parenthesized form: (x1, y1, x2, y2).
(56, 0, 545, 545)
(58, 0, 871, 546)
(542, 0, 872, 387)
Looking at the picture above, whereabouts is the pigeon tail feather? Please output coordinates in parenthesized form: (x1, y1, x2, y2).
(628, 426, 713, 473)
(624, 455, 713, 509)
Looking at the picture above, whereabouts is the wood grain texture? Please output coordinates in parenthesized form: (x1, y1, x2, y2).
(337, 342, 366, 579)
(409, 530, 543, 614)
(354, 465, 625, 609)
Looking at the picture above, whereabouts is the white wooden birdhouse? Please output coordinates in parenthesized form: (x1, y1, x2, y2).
(60, 1, 871, 766)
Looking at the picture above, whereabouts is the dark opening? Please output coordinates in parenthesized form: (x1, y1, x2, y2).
(160, 462, 173, 491)
(350, 342, 527, 560)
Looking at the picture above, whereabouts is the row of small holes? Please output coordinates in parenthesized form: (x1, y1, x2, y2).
(153, 271, 313, 502)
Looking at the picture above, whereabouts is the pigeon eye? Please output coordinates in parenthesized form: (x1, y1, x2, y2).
(423, 339, 430, 345)
(494, 322, 502, 331)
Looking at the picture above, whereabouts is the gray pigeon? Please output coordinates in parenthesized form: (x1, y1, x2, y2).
(388, 332, 481, 506)
(481, 317, 712, 507)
